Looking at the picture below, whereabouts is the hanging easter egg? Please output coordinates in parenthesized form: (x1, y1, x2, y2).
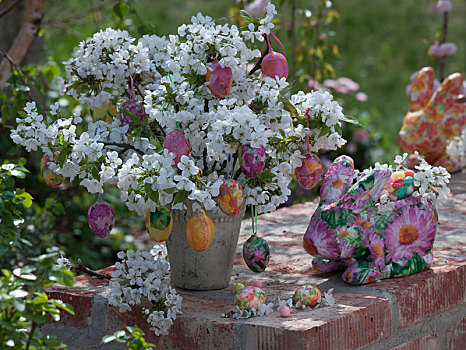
(88, 200, 115, 238)
(240, 144, 266, 178)
(243, 234, 270, 273)
(261, 52, 288, 80)
(40, 154, 64, 188)
(186, 211, 214, 252)
(119, 99, 146, 129)
(292, 285, 321, 307)
(205, 60, 233, 98)
(163, 129, 191, 166)
(294, 153, 323, 190)
(216, 179, 244, 216)
(234, 286, 266, 311)
(145, 207, 173, 243)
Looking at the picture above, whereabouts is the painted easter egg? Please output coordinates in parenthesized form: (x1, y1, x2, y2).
(88, 200, 115, 238)
(205, 60, 233, 98)
(234, 286, 266, 311)
(294, 153, 322, 190)
(216, 179, 244, 217)
(163, 129, 191, 166)
(243, 234, 270, 273)
(186, 211, 214, 252)
(93, 101, 117, 122)
(145, 207, 173, 243)
(240, 144, 266, 178)
(261, 52, 288, 80)
(40, 154, 64, 188)
(119, 99, 146, 129)
(292, 285, 321, 307)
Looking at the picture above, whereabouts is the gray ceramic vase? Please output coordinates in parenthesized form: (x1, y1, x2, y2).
(166, 202, 246, 290)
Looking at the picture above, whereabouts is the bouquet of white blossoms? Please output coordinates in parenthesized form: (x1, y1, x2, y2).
(11, 2, 349, 226)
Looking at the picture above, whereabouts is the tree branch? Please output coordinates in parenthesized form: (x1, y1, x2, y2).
(103, 141, 145, 156)
(0, 0, 47, 88)
(74, 260, 112, 280)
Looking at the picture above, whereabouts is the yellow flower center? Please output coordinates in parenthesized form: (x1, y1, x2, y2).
(370, 244, 383, 258)
(338, 230, 349, 238)
(332, 177, 343, 189)
(399, 224, 418, 245)
(304, 238, 318, 256)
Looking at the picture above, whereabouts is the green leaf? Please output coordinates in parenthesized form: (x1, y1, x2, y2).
(113, 2, 129, 21)
(2, 175, 14, 188)
(17, 191, 33, 208)
(279, 97, 298, 116)
(0, 197, 4, 211)
(9, 169, 26, 178)
(1, 190, 15, 200)
(29, 252, 59, 262)
(339, 114, 360, 125)
(12, 298, 26, 312)
(173, 190, 189, 205)
(144, 183, 159, 204)
(56, 147, 72, 166)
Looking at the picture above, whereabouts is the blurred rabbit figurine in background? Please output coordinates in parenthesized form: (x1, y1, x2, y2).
(399, 67, 466, 172)
(303, 156, 437, 285)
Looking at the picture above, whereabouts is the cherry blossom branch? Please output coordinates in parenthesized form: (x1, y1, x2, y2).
(103, 141, 145, 156)
(74, 259, 112, 280)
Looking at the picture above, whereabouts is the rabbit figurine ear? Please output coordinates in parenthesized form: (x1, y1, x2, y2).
(424, 72, 464, 122)
(319, 155, 355, 206)
(409, 67, 434, 111)
(339, 168, 391, 213)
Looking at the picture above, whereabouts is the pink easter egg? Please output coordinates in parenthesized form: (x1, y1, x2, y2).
(163, 129, 191, 166)
(294, 153, 322, 190)
(280, 306, 291, 318)
(205, 61, 233, 98)
(240, 144, 266, 178)
(261, 52, 288, 80)
(119, 99, 146, 130)
(249, 279, 262, 288)
(88, 200, 115, 238)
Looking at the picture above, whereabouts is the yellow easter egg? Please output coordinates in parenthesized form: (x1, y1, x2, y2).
(93, 101, 117, 122)
(186, 211, 214, 252)
(145, 207, 173, 243)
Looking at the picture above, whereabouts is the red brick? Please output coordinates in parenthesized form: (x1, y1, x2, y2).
(45, 287, 97, 328)
(365, 260, 465, 327)
(391, 334, 439, 350)
(105, 293, 236, 350)
(447, 318, 466, 350)
(240, 294, 391, 350)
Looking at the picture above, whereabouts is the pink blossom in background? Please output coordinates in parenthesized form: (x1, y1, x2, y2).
(319, 33, 328, 40)
(308, 78, 320, 91)
(324, 77, 359, 94)
(244, 0, 269, 16)
(346, 143, 357, 154)
(430, 0, 451, 12)
(430, 42, 457, 57)
(352, 128, 369, 144)
(356, 92, 368, 102)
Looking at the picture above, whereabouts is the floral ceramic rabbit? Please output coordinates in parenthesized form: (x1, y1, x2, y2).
(303, 156, 437, 285)
(399, 67, 466, 172)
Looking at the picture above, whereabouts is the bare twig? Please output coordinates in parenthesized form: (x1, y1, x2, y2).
(103, 141, 145, 156)
(291, 0, 296, 83)
(0, 0, 24, 19)
(74, 260, 112, 280)
(0, 46, 33, 101)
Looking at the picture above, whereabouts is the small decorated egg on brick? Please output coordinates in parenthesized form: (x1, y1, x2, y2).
(240, 144, 266, 178)
(88, 200, 115, 238)
(205, 60, 233, 98)
(40, 154, 64, 188)
(217, 179, 244, 216)
(261, 52, 288, 80)
(243, 234, 270, 273)
(292, 285, 321, 307)
(145, 207, 173, 243)
(295, 153, 323, 190)
(234, 286, 266, 311)
(163, 129, 191, 166)
(186, 211, 214, 252)
(280, 306, 291, 318)
(119, 99, 146, 129)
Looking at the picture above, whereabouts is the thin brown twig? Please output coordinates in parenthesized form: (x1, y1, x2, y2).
(439, 11, 448, 82)
(0, 45, 33, 101)
(75, 260, 112, 280)
(0, 0, 24, 19)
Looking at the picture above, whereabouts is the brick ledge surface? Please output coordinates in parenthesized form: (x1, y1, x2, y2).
(42, 173, 466, 350)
